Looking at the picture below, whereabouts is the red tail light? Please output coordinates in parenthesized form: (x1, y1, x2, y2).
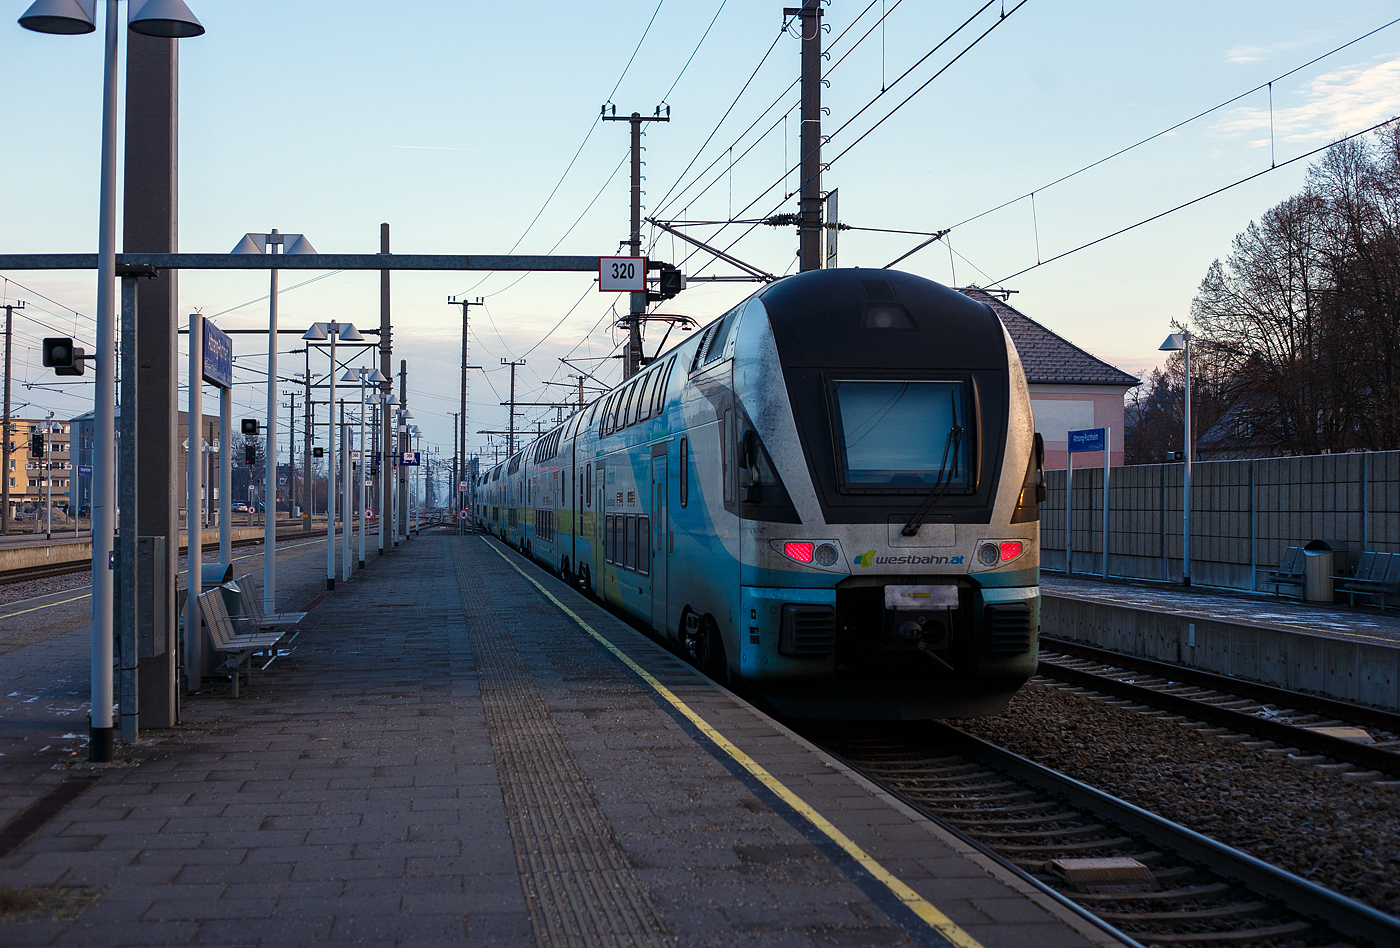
(1000, 541, 1023, 561)
(784, 541, 815, 563)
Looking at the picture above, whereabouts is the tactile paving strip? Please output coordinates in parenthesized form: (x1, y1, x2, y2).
(451, 541, 673, 948)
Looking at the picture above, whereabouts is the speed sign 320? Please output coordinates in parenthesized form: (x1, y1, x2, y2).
(598, 256, 647, 292)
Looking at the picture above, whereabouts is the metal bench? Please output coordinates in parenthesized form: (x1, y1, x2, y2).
(197, 587, 288, 697)
(231, 573, 307, 631)
(1264, 546, 1306, 596)
(1340, 551, 1400, 610)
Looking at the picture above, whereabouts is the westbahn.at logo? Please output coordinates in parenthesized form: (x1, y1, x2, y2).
(855, 551, 965, 567)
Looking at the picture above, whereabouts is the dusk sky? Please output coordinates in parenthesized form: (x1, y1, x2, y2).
(3, 0, 1399, 476)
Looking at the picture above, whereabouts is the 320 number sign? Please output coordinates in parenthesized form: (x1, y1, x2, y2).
(598, 256, 647, 292)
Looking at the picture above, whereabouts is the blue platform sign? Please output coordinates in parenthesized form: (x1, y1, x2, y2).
(202, 319, 233, 389)
(401, 451, 420, 467)
(77, 463, 92, 477)
(1067, 427, 1106, 453)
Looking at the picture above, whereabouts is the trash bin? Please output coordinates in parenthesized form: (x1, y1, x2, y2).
(1303, 540, 1334, 603)
(198, 562, 236, 678)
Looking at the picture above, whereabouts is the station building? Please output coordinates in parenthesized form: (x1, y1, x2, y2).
(960, 287, 1139, 470)
(2, 417, 72, 520)
(68, 407, 226, 519)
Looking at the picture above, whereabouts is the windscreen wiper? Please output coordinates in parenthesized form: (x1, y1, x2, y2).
(900, 392, 962, 537)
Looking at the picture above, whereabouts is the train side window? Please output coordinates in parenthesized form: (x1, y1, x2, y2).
(652, 357, 673, 416)
(623, 380, 641, 428)
(625, 515, 636, 571)
(636, 372, 655, 423)
(638, 516, 650, 576)
(679, 437, 688, 508)
(585, 464, 592, 507)
(720, 410, 733, 504)
(604, 515, 612, 563)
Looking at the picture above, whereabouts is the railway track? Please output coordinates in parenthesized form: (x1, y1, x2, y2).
(0, 529, 334, 586)
(1037, 637, 1400, 785)
(808, 721, 1400, 947)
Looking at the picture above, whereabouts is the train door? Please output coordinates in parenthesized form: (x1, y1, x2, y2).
(651, 451, 668, 632)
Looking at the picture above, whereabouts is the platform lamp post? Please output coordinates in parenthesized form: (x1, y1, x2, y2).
(303, 321, 363, 589)
(411, 425, 421, 535)
(19, 0, 205, 763)
(1160, 331, 1192, 587)
(378, 392, 398, 553)
(343, 367, 385, 568)
(398, 409, 413, 542)
(232, 230, 315, 613)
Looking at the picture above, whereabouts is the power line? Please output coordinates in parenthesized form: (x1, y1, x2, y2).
(455, 0, 670, 298)
(949, 14, 1400, 234)
(992, 114, 1400, 285)
(676, 0, 1026, 276)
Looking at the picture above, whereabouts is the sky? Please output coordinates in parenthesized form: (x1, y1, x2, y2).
(3, 0, 1399, 493)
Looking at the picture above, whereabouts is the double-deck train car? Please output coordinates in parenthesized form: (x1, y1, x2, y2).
(475, 268, 1045, 719)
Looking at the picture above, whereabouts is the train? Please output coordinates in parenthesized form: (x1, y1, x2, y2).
(474, 267, 1045, 719)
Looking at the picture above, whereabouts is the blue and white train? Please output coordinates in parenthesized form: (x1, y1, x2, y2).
(475, 268, 1045, 719)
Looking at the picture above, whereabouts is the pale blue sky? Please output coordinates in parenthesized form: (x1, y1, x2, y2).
(3, 0, 1398, 475)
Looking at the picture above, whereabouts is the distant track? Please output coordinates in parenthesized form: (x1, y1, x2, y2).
(1037, 637, 1400, 781)
(0, 529, 338, 586)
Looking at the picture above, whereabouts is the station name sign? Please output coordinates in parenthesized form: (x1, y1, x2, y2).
(202, 319, 233, 389)
(1067, 427, 1106, 454)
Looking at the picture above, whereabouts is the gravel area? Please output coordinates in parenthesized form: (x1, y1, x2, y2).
(953, 682, 1400, 918)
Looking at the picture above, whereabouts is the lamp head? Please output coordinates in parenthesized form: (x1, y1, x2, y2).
(283, 234, 317, 255)
(364, 368, 387, 384)
(340, 369, 361, 382)
(400, 409, 414, 420)
(1159, 332, 1188, 352)
(301, 323, 329, 341)
(18, 0, 95, 34)
(383, 394, 399, 406)
(230, 234, 265, 255)
(337, 324, 364, 342)
(128, 0, 204, 38)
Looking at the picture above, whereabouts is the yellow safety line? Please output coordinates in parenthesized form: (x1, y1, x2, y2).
(484, 538, 983, 948)
(0, 540, 323, 623)
(0, 593, 92, 621)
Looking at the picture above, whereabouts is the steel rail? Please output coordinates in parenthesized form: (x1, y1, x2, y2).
(926, 722, 1400, 948)
(1037, 650, 1400, 778)
(1042, 636, 1400, 734)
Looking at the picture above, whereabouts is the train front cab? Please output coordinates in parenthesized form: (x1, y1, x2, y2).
(721, 270, 1043, 720)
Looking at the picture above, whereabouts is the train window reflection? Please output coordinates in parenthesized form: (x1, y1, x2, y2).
(832, 380, 971, 489)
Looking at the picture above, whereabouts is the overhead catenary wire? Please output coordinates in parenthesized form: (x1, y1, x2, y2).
(946, 14, 1400, 234)
(675, 0, 1027, 276)
(991, 114, 1400, 286)
(455, 0, 670, 299)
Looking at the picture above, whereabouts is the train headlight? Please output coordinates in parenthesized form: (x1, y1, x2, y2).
(977, 543, 1000, 566)
(784, 542, 815, 563)
(814, 543, 838, 566)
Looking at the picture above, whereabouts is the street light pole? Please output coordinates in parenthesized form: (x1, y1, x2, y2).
(1160, 331, 1193, 587)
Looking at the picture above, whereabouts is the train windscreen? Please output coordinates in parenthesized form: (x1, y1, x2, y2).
(831, 380, 971, 489)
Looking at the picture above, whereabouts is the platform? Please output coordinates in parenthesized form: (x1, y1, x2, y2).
(0, 536, 1117, 947)
(1042, 573, 1400, 709)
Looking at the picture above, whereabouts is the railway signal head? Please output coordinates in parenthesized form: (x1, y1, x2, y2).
(30, 433, 43, 457)
(244, 445, 257, 465)
(43, 337, 86, 375)
(241, 418, 259, 436)
(646, 262, 685, 302)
